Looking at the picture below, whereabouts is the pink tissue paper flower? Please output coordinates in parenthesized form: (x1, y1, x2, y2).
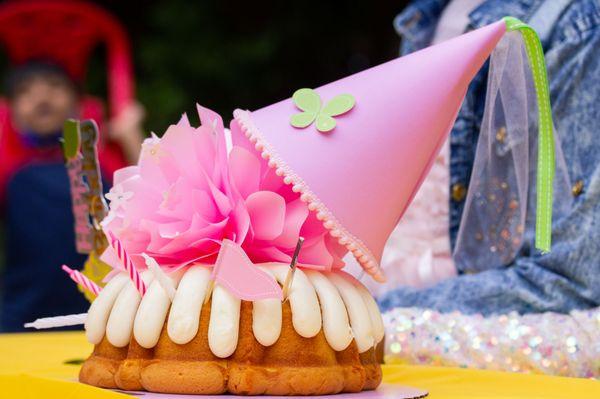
(101, 105, 346, 272)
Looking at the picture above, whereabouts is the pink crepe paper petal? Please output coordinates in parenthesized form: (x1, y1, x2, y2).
(230, 119, 273, 177)
(245, 245, 292, 264)
(229, 147, 261, 199)
(143, 219, 172, 253)
(220, 160, 251, 245)
(148, 239, 220, 270)
(258, 165, 298, 203)
(273, 199, 309, 248)
(197, 104, 229, 188)
(160, 124, 213, 189)
(229, 119, 256, 154)
(138, 154, 170, 191)
(300, 208, 326, 236)
(118, 177, 163, 221)
(107, 227, 150, 255)
(178, 113, 191, 127)
(197, 103, 224, 134)
(129, 253, 149, 271)
(192, 189, 220, 222)
(212, 239, 282, 301)
(246, 191, 286, 241)
(99, 245, 124, 271)
(297, 234, 335, 269)
(156, 216, 228, 254)
(100, 211, 120, 232)
(258, 164, 285, 193)
(324, 235, 347, 269)
(157, 177, 196, 219)
(158, 220, 191, 239)
(192, 127, 218, 181)
(206, 176, 232, 216)
(113, 166, 140, 186)
(160, 124, 198, 174)
(228, 202, 251, 244)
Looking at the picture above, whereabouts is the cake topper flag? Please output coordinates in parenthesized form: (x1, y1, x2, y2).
(210, 239, 283, 301)
(233, 17, 555, 282)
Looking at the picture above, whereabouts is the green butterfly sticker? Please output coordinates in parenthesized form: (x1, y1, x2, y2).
(290, 88, 355, 132)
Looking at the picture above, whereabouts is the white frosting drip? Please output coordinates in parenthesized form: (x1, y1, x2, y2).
(305, 270, 353, 351)
(327, 273, 374, 352)
(265, 263, 321, 338)
(352, 274, 385, 344)
(208, 284, 241, 358)
(86, 264, 382, 354)
(167, 265, 211, 344)
(134, 270, 183, 348)
(106, 271, 154, 347)
(85, 273, 128, 344)
(253, 267, 282, 346)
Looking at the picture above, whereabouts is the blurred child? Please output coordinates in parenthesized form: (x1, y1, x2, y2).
(0, 61, 144, 331)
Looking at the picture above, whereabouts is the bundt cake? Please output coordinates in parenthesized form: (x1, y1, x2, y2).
(80, 263, 384, 395)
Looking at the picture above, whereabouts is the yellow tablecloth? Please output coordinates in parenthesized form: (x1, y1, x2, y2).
(0, 331, 598, 398)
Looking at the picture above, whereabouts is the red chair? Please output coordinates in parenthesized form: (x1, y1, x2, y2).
(0, 0, 135, 202)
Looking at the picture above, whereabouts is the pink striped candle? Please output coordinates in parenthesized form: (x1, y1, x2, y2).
(107, 231, 147, 296)
(62, 265, 101, 296)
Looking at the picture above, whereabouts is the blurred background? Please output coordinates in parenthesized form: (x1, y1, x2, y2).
(0, 0, 407, 132)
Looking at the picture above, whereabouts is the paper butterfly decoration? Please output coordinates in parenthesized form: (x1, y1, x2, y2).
(290, 88, 355, 132)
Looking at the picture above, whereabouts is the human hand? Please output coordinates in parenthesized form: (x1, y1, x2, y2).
(108, 101, 145, 145)
(108, 101, 145, 163)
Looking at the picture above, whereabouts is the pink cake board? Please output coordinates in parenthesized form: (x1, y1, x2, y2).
(113, 384, 428, 399)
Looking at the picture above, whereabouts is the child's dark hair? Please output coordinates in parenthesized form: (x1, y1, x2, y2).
(4, 61, 80, 99)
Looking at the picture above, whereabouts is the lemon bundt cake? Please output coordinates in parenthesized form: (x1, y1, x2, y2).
(80, 264, 384, 395)
(67, 102, 391, 395)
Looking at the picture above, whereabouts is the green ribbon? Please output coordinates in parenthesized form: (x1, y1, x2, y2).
(503, 16, 555, 253)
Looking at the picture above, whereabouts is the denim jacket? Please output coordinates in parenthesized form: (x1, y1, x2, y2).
(379, 0, 600, 315)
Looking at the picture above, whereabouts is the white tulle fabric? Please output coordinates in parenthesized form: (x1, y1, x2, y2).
(453, 32, 572, 272)
(350, 32, 572, 295)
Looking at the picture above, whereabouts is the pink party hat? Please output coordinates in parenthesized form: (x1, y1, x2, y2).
(233, 20, 508, 282)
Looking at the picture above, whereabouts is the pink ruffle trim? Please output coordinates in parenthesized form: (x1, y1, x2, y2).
(233, 109, 386, 282)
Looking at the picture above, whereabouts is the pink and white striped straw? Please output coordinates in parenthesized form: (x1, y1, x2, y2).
(107, 231, 147, 296)
(62, 265, 101, 296)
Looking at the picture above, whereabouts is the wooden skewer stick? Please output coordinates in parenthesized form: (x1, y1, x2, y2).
(282, 237, 304, 301)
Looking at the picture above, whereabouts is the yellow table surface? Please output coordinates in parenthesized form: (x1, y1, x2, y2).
(0, 331, 598, 398)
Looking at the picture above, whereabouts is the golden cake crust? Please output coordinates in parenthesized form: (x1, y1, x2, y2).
(80, 300, 382, 395)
